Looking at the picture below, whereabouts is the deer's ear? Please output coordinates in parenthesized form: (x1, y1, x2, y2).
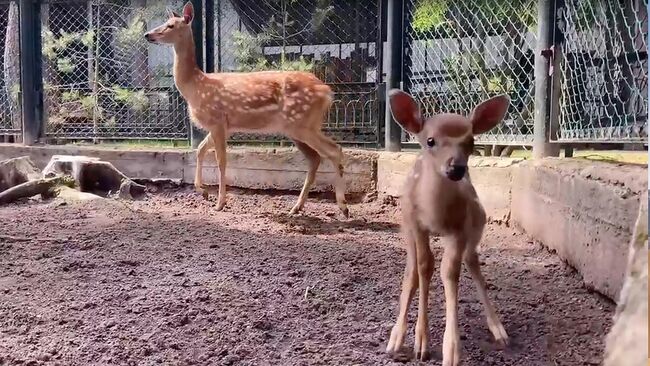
(182, 1, 194, 24)
(470, 95, 510, 135)
(388, 89, 423, 134)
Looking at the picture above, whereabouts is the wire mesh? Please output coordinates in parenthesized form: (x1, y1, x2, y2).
(403, 0, 538, 145)
(557, 0, 648, 143)
(215, 0, 382, 145)
(41, 0, 189, 141)
(0, 1, 21, 140)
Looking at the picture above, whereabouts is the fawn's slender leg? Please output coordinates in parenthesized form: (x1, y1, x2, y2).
(441, 235, 465, 366)
(290, 140, 321, 215)
(413, 227, 433, 361)
(300, 132, 348, 217)
(386, 226, 419, 355)
(464, 231, 508, 347)
(210, 126, 227, 211)
(194, 134, 211, 199)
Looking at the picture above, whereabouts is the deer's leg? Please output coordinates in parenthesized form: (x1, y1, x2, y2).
(194, 134, 211, 200)
(210, 126, 227, 211)
(413, 227, 433, 361)
(386, 226, 419, 355)
(300, 132, 348, 217)
(441, 236, 465, 366)
(464, 231, 508, 347)
(290, 140, 321, 215)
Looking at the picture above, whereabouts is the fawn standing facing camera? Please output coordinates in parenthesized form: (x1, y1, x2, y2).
(385, 89, 510, 366)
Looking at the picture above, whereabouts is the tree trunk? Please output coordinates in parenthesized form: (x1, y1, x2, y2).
(4, 2, 20, 136)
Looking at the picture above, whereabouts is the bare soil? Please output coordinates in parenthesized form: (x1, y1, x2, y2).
(0, 187, 614, 366)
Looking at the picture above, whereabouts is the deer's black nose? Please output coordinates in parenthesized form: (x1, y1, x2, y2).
(144, 33, 153, 42)
(446, 165, 466, 181)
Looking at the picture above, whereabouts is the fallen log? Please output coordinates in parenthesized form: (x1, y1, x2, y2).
(43, 155, 146, 198)
(0, 175, 75, 204)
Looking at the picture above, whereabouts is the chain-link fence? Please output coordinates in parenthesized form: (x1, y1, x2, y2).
(0, 1, 21, 141)
(215, 0, 382, 145)
(403, 0, 537, 145)
(41, 0, 189, 141)
(557, 0, 648, 143)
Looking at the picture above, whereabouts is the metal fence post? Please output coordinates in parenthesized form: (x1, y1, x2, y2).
(533, 0, 560, 158)
(190, 0, 206, 148)
(205, 0, 215, 73)
(384, 0, 403, 152)
(19, 0, 43, 145)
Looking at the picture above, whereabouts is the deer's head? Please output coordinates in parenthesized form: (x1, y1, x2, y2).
(388, 89, 510, 182)
(144, 2, 194, 45)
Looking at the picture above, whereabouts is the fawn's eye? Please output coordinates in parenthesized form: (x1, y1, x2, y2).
(426, 137, 436, 147)
(167, 24, 174, 29)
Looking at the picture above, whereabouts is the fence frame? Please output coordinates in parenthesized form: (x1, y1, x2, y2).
(12, 0, 650, 153)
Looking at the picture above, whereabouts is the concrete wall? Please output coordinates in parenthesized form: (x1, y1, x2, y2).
(0, 144, 376, 194)
(376, 152, 522, 223)
(603, 191, 648, 366)
(0, 143, 646, 301)
(510, 159, 647, 300)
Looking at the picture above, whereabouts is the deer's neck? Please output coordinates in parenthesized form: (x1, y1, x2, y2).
(172, 37, 202, 98)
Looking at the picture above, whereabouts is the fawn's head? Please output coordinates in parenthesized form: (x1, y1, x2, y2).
(389, 89, 510, 182)
(144, 2, 194, 45)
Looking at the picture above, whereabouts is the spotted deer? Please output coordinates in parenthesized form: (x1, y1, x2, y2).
(144, 2, 348, 216)
(385, 89, 510, 365)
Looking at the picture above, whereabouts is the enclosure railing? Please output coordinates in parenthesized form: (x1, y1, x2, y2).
(3, 0, 649, 152)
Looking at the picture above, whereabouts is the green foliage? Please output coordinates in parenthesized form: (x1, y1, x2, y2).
(111, 85, 149, 112)
(232, 0, 332, 72)
(56, 58, 75, 74)
(443, 52, 514, 94)
(412, 0, 449, 34)
(116, 13, 147, 46)
(232, 31, 315, 72)
(410, 0, 537, 34)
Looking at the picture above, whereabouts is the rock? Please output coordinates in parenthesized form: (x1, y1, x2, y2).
(603, 191, 648, 366)
(0, 156, 41, 192)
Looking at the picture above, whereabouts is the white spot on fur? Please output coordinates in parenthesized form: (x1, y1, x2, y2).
(302, 104, 310, 111)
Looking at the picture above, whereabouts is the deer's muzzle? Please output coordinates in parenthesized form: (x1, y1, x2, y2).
(446, 165, 466, 181)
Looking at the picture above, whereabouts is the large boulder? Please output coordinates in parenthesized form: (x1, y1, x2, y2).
(603, 191, 648, 366)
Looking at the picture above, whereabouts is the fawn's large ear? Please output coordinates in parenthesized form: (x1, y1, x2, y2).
(182, 1, 194, 24)
(388, 89, 423, 134)
(470, 94, 510, 135)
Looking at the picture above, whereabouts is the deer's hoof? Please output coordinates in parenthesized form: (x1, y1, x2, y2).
(340, 207, 349, 218)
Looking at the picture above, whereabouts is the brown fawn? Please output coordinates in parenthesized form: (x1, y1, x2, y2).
(144, 2, 348, 217)
(385, 89, 509, 365)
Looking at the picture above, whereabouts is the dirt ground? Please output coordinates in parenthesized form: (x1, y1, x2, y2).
(0, 186, 614, 366)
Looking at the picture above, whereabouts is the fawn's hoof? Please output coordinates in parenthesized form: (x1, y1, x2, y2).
(289, 205, 302, 215)
(215, 201, 226, 211)
(340, 206, 349, 218)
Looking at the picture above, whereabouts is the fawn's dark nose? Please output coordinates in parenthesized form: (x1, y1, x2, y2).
(446, 165, 466, 181)
(144, 33, 153, 42)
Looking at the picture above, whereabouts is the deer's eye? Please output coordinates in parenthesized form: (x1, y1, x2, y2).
(426, 137, 436, 147)
(167, 24, 174, 29)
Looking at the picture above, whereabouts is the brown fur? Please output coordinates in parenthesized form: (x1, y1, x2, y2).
(145, 2, 347, 216)
(385, 89, 510, 365)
